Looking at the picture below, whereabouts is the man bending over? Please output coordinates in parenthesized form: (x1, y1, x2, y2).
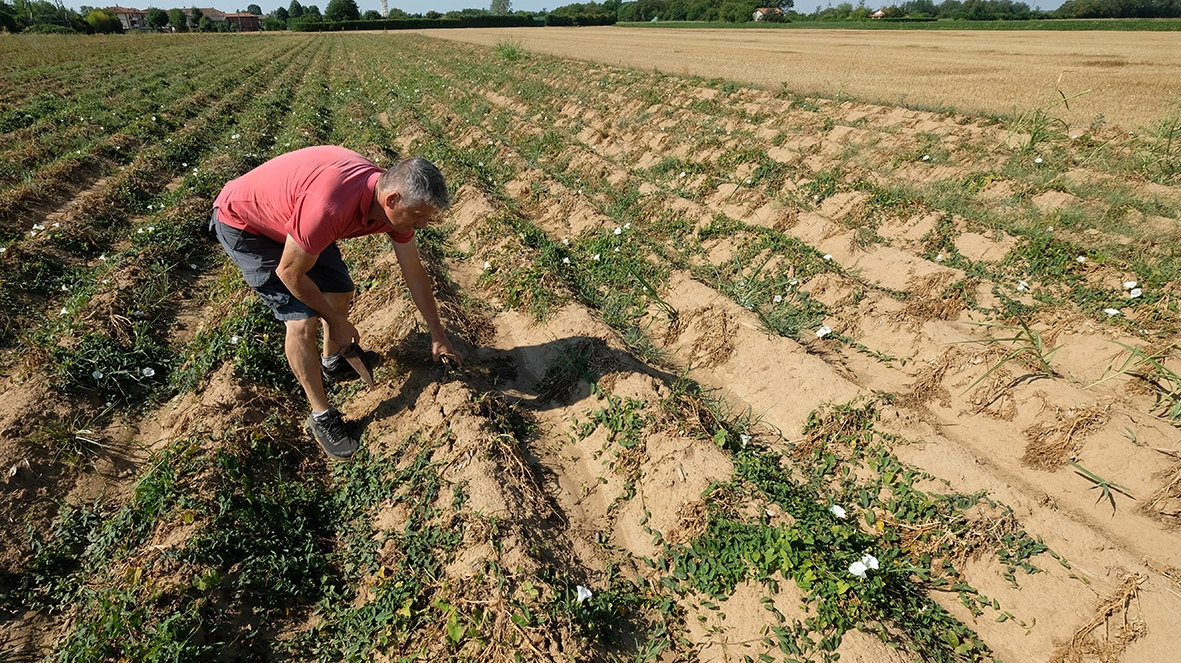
(212, 145, 462, 461)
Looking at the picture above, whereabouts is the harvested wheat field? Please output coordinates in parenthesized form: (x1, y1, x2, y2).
(422, 26, 1181, 133)
(1, 30, 1180, 662)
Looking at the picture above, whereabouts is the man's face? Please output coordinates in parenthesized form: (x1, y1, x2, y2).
(384, 194, 437, 234)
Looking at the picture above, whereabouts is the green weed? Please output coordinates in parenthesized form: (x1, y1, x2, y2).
(958, 316, 1061, 393)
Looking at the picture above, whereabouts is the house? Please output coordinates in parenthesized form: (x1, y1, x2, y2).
(106, 6, 148, 30)
(752, 7, 784, 21)
(870, 9, 886, 18)
(191, 7, 226, 27)
(224, 11, 261, 31)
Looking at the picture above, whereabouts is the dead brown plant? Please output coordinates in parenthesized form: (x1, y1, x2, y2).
(1051, 572, 1146, 663)
(1022, 404, 1110, 470)
(899, 348, 956, 408)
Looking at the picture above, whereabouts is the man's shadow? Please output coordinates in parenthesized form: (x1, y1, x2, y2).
(366, 333, 680, 422)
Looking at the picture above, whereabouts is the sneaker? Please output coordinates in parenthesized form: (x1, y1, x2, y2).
(305, 409, 358, 461)
(321, 348, 381, 383)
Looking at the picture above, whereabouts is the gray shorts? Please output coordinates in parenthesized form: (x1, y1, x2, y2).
(211, 209, 354, 321)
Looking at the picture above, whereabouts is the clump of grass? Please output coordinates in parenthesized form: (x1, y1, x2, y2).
(495, 40, 526, 62)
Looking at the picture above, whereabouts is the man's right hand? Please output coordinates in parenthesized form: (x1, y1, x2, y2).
(326, 316, 359, 350)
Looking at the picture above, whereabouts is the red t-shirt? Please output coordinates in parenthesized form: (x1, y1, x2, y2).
(213, 145, 414, 255)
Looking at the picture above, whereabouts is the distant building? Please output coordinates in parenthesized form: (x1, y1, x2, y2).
(224, 11, 261, 31)
(105, 6, 148, 30)
(189, 7, 226, 28)
(871, 9, 886, 18)
(752, 7, 784, 21)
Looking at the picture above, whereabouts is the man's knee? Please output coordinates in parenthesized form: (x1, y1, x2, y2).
(286, 316, 320, 343)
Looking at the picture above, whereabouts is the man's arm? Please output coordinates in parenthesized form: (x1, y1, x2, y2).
(392, 238, 461, 364)
(276, 236, 359, 347)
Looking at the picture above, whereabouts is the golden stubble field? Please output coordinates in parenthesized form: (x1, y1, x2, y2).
(419, 26, 1181, 132)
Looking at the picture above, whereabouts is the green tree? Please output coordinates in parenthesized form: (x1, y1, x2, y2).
(189, 5, 200, 27)
(274, 5, 288, 20)
(490, 0, 511, 12)
(361, 8, 380, 18)
(83, 7, 120, 32)
(718, 0, 756, 21)
(262, 15, 285, 28)
(288, 0, 303, 17)
(246, 2, 261, 12)
(323, 0, 358, 20)
(167, 7, 185, 29)
(304, 4, 321, 19)
(0, 0, 21, 31)
(146, 6, 168, 28)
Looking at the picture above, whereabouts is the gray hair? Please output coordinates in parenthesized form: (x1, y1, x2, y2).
(377, 157, 450, 210)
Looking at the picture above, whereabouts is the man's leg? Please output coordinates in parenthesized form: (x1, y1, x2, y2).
(286, 317, 331, 413)
(319, 291, 354, 358)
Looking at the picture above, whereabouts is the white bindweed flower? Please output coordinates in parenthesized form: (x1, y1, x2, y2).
(679, 171, 686, 178)
(576, 585, 593, 603)
(1123, 281, 1137, 290)
(830, 504, 847, 519)
(935, 253, 944, 262)
(61, 285, 68, 292)
(98, 254, 106, 261)
(1017, 280, 1029, 292)
(189, 264, 198, 270)
(614, 227, 622, 235)
(231, 133, 240, 140)
(848, 561, 868, 578)
(230, 335, 240, 345)
(860, 553, 879, 570)
(562, 238, 569, 245)
(59, 307, 68, 315)
(816, 326, 833, 339)
(1076, 255, 1085, 263)
(1129, 288, 1142, 298)
(141, 367, 155, 377)
(92, 370, 103, 380)
(624, 223, 631, 229)
(921, 154, 929, 161)
(483, 261, 492, 271)
(1104, 308, 1120, 316)
(614, 247, 620, 253)
(740, 434, 751, 447)
(593, 253, 600, 261)
(0, 247, 6, 254)
(1035, 157, 1043, 164)
(773, 295, 783, 303)
(789, 279, 798, 286)
(562, 257, 570, 264)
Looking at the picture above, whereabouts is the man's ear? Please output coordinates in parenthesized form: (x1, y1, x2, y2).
(383, 189, 402, 210)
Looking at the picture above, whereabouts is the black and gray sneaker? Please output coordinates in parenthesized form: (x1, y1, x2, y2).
(305, 409, 358, 461)
(321, 348, 382, 383)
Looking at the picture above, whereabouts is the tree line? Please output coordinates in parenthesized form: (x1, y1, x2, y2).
(1, 0, 1176, 34)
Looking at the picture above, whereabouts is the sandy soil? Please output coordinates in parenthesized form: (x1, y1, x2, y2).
(417, 26, 1181, 132)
